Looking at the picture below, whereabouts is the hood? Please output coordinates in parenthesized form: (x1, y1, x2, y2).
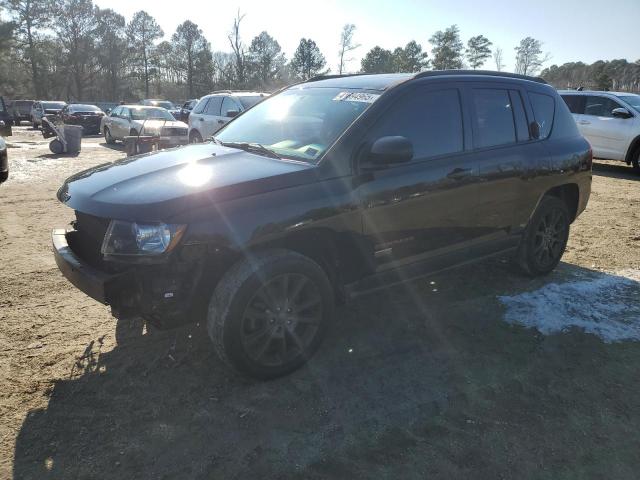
(57, 143, 316, 221)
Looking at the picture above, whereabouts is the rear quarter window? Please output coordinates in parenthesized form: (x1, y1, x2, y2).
(529, 92, 555, 139)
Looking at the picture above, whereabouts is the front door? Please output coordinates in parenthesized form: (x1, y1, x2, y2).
(201, 96, 223, 139)
(581, 95, 635, 160)
(356, 85, 481, 271)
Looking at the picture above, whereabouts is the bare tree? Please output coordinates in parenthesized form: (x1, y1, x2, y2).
(514, 37, 550, 76)
(126, 10, 163, 98)
(228, 10, 246, 86)
(338, 24, 360, 74)
(493, 47, 504, 71)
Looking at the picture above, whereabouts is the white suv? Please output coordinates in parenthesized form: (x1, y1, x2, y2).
(559, 90, 640, 172)
(188, 91, 268, 143)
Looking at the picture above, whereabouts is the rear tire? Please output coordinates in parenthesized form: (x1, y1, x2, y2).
(515, 196, 570, 276)
(189, 130, 202, 143)
(207, 249, 334, 379)
(632, 148, 640, 174)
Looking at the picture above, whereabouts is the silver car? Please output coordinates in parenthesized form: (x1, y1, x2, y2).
(100, 105, 189, 146)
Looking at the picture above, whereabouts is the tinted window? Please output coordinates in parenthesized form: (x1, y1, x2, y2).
(561, 95, 585, 114)
(120, 107, 129, 118)
(509, 90, 530, 142)
(205, 97, 223, 116)
(529, 93, 555, 139)
(111, 107, 121, 117)
(584, 96, 622, 118)
(369, 88, 463, 161)
(472, 89, 516, 148)
(68, 104, 102, 113)
(221, 97, 239, 116)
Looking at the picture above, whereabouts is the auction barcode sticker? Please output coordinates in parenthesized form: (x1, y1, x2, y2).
(333, 92, 380, 103)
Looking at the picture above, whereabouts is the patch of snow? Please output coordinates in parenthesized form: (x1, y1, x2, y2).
(499, 269, 640, 342)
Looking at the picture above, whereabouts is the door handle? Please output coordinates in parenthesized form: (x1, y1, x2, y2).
(578, 120, 591, 125)
(199, 117, 204, 121)
(447, 167, 473, 180)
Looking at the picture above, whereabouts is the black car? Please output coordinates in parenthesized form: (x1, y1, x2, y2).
(177, 99, 198, 122)
(52, 71, 592, 379)
(0, 96, 12, 136)
(59, 104, 105, 135)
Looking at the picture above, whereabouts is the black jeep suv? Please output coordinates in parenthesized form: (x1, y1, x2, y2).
(53, 71, 592, 378)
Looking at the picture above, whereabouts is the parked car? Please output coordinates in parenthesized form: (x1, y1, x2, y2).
(0, 96, 13, 135)
(58, 104, 105, 135)
(100, 105, 188, 146)
(0, 135, 7, 184)
(559, 90, 640, 172)
(31, 101, 67, 129)
(140, 99, 180, 118)
(3, 99, 14, 126)
(11, 100, 35, 125)
(53, 71, 591, 379)
(177, 99, 198, 123)
(188, 91, 268, 143)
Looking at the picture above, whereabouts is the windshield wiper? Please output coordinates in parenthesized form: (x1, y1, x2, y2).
(216, 140, 282, 160)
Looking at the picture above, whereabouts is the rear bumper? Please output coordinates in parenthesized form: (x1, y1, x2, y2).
(52, 228, 117, 304)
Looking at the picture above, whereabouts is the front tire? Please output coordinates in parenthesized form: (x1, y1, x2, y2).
(207, 249, 334, 379)
(515, 196, 570, 276)
(189, 130, 203, 143)
(104, 127, 115, 144)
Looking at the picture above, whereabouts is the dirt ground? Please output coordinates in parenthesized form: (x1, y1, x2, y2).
(1, 126, 639, 479)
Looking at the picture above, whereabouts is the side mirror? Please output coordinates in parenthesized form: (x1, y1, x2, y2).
(612, 107, 632, 119)
(226, 110, 239, 118)
(366, 136, 413, 166)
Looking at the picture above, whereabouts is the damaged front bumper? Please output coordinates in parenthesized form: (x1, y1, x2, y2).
(52, 228, 214, 327)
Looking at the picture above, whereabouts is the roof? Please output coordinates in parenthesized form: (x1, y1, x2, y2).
(303, 70, 546, 91)
(203, 91, 269, 97)
(558, 90, 639, 97)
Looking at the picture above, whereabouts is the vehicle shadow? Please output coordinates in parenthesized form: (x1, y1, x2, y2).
(99, 142, 124, 151)
(12, 262, 640, 479)
(592, 160, 639, 180)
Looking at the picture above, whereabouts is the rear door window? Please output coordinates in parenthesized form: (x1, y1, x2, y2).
(561, 95, 585, 114)
(471, 89, 517, 148)
(509, 90, 530, 142)
(205, 97, 223, 116)
(529, 92, 555, 139)
(369, 88, 464, 161)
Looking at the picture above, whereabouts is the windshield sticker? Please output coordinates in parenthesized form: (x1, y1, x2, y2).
(333, 92, 380, 103)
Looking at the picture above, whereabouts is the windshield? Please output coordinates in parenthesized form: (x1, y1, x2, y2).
(130, 107, 175, 121)
(42, 102, 66, 110)
(619, 95, 640, 113)
(69, 104, 101, 113)
(238, 96, 265, 109)
(149, 101, 174, 110)
(215, 87, 380, 162)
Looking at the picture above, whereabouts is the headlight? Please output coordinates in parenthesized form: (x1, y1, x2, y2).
(101, 220, 186, 256)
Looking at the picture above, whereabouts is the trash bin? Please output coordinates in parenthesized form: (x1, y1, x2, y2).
(63, 125, 83, 153)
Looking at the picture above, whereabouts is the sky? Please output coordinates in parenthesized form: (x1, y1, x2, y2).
(94, 0, 640, 73)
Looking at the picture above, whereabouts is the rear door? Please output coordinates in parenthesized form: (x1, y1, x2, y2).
(581, 95, 634, 160)
(467, 84, 540, 246)
(357, 84, 481, 270)
(220, 96, 242, 129)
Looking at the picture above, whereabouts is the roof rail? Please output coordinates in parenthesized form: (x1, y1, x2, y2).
(414, 70, 547, 84)
(306, 73, 367, 83)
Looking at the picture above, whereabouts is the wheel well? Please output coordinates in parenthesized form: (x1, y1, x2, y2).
(624, 135, 640, 165)
(545, 184, 579, 222)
